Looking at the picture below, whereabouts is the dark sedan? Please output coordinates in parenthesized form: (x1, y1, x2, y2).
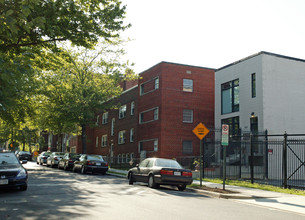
(0, 152, 28, 191)
(127, 158, 193, 191)
(73, 154, 108, 175)
(16, 151, 32, 161)
(58, 153, 81, 171)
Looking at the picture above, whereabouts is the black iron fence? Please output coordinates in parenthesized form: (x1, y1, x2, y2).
(176, 131, 305, 190)
(106, 130, 305, 190)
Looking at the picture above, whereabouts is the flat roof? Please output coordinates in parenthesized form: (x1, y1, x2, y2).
(138, 61, 215, 75)
(217, 51, 305, 71)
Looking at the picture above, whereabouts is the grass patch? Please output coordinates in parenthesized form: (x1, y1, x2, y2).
(193, 178, 305, 196)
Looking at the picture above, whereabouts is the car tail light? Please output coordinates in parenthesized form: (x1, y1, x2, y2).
(87, 160, 94, 165)
(105, 162, 108, 166)
(54, 157, 58, 161)
(160, 169, 174, 175)
(69, 159, 73, 162)
(182, 171, 192, 177)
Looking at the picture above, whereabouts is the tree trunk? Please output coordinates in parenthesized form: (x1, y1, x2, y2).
(81, 125, 87, 154)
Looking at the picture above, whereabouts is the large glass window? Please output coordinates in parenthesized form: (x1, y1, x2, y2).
(118, 130, 126, 144)
(101, 135, 107, 147)
(221, 116, 240, 136)
(221, 79, 239, 114)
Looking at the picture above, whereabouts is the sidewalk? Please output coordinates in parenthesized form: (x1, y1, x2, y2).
(109, 168, 305, 216)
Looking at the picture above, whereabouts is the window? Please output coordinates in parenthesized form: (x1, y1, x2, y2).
(126, 153, 130, 163)
(183, 109, 193, 123)
(221, 116, 240, 136)
(101, 135, 107, 147)
(182, 140, 193, 154)
(183, 79, 193, 92)
(130, 101, 135, 115)
(122, 154, 125, 163)
(139, 107, 159, 124)
(130, 128, 134, 142)
(96, 115, 100, 126)
(154, 140, 158, 152)
(252, 73, 256, 98)
(118, 130, 126, 144)
(140, 77, 159, 95)
(111, 118, 115, 136)
(155, 78, 159, 89)
(102, 112, 108, 124)
(119, 105, 127, 119)
(96, 137, 99, 148)
(221, 79, 239, 114)
(117, 154, 121, 164)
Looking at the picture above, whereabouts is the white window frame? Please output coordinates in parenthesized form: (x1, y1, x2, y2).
(130, 128, 134, 142)
(183, 109, 193, 123)
(119, 105, 127, 119)
(139, 107, 159, 124)
(131, 101, 135, 115)
(96, 136, 99, 148)
(111, 118, 115, 136)
(102, 112, 108, 124)
(101, 135, 107, 147)
(118, 130, 126, 144)
(183, 79, 193, 92)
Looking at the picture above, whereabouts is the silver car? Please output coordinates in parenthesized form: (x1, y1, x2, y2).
(46, 152, 65, 168)
(37, 151, 51, 165)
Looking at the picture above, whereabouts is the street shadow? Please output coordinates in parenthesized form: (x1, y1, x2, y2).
(254, 197, 305, 209)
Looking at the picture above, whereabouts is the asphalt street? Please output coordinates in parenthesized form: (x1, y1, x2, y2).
(0, 161, 304, 220)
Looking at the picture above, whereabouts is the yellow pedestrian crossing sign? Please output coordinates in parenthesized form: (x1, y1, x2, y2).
(192, 123, 210, 140)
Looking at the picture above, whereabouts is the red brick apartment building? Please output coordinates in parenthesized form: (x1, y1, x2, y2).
(70, 62, 215, 162)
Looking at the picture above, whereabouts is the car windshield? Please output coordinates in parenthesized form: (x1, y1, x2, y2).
(70, 154, 80, 159)
(55, 152, 65, 156)
(154, 159, 182, 169)
(20, 151, 31, 155)
(43, 152, 51, 156)
(87, 155, 104, 161)
(0, 153, 19, 165)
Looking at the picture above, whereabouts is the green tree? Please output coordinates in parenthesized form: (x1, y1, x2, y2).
(0, 0, 129, 51)
(39, 40, 136, 153)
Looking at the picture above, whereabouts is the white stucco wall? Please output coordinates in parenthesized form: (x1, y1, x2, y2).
(215, 54, 264, 133)
(262, 54, 305, 134)
(215, 52, 305, 135)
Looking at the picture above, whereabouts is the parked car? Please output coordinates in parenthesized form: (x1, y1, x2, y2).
(46, 152, 65, 167)
(16, 151, 32, 161)
(36, 151, 51, 165)
(127, 158, 193, 191)
(58, 153, 81, 171)
(73, 154, 108, 175)
(0, 152, 28, 191)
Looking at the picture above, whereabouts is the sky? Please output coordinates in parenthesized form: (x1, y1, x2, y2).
(120, 0, 305, 73)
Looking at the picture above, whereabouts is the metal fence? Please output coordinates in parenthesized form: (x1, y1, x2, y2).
(176, 131, 305, 190)
(106, 130, 305, 190)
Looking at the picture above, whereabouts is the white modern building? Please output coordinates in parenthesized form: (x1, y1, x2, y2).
(215, 51, 305, 135)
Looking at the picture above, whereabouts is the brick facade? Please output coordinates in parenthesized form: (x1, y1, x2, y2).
(70, 62, 215, 161)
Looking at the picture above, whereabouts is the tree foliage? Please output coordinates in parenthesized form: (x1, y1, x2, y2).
(38, 40, 137, 153)
(0, 0, 129, 51)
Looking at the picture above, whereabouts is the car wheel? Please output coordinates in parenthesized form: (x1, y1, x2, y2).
(178, 185, 186, 191)
(64, 164, 68, 171)
(81, 166, 86, 174)
(36, 160, 39, 164)
(20, 185, 27, 191)
(128, 173, 134, 185)
(148, 175, 157, 188)
(72, 166, 77, 173)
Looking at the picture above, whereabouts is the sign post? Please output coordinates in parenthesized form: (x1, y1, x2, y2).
(192, 123, 210, 187)
(221, 124, 229, 190)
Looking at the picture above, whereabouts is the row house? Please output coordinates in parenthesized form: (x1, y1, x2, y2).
(70, 62, 215, 162)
